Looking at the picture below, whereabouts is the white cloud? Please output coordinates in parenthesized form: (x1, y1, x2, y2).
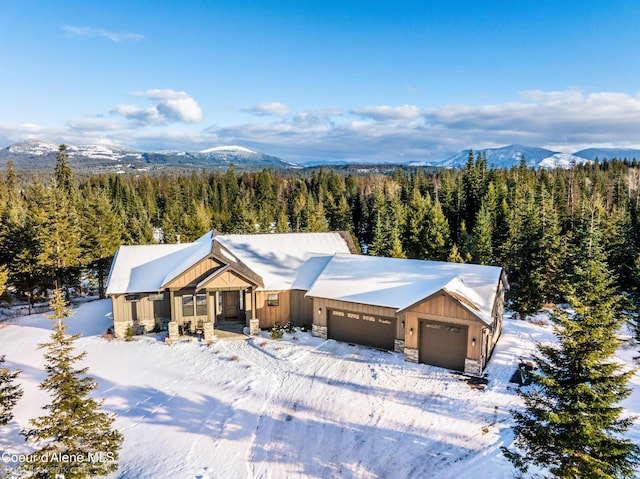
(63, 25, 145, 43)
(4, 89, 640, 164)
(352, 105, 423, 121)
(244, 102, 291, 117)
(113, 89, 203, 125)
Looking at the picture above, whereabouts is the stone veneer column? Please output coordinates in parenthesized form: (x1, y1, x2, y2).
(404, 347, 419, 363)
(166, 322, 179, 343)
(249, 319, 260, 335)
(203, 322, 215, 343)
(464, 358, 482, 376)
(312, 324, 328, 339)
(394, 339, 405, 354)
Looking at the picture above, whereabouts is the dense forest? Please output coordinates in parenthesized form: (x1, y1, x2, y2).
(1, 145, 639, 329)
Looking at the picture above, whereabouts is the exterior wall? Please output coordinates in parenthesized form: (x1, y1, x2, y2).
(402, 292, 485, 368)
(111, 292, 170, 337)
(290, 289, 314, 326)
(312, 297, 403, 340)
(255, 290, 291, 329)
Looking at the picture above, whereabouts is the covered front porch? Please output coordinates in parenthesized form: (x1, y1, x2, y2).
(169, 287, 255, 334)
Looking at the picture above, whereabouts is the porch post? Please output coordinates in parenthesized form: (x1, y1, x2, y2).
(169, 289, 176, 323)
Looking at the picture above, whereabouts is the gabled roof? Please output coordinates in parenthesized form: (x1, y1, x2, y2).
(105, 232, 213, 295)
(305, 254, 505, 325)
(215, 232, 353, 290)
(105, 231, 353, 295)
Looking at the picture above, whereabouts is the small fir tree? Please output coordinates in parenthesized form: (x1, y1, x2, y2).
(0, 355, 23, 426)
(503, 212, 639, 478)
(21, 289, 123, 478)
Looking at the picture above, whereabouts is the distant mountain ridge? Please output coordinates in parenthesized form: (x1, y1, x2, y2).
(573, 147, 640, 161)
(411, 144, 640, 169)
(2, 140, 639, 171)
(0, 140, 295, 172)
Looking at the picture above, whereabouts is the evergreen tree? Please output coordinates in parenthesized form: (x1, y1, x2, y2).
(35, 186, 82, 289)
(275, 207, 290, 233)
(504, 212, 639, 478)
(22, 289, 123, 478)
(471, 203, 493, 265)
(80, 190, 123, 298)
(53, 145, 75, 199)
(0, 355, 22, 426)
(508, 191, 546, 317)
(404, 188, 427, 258)
(11, 180, 49, 312)
(447, 244, 465, 263)
(0, 265, 7, 298)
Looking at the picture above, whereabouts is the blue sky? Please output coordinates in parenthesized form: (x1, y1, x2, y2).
(2, 0, 640, 163)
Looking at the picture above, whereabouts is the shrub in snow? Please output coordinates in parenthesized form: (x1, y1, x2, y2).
(125, 323, 134, 341)
(270, 322, 284, 339)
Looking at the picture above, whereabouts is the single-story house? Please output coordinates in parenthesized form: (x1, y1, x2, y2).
(106, 231, 507, 375)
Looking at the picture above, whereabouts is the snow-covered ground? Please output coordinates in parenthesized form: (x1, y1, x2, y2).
(1, 300, 638, 478)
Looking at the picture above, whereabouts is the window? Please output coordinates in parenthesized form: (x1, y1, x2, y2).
(183, 294, 206, 317)
(182, 295, 194, 316)
(196, 293, 207, 316)
(267, 293, 279, 307)
(239, 290, 244, 311)
(148, 292, 165, 301)
(124, 294, 140, 302)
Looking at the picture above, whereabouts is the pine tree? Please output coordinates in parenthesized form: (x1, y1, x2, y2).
(0, 355, 23, 426)
(22, 289, 123, 478)
(503, 210, 639, 478)
(508, 191, 546, 317)
(471, 203, 493, 265)
(35, 186, 82, 289)
(80, 190, 123, 298)
(447, 244, 465, 263)
(0, 265, 7, 298)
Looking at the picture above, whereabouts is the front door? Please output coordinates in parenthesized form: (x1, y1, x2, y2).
(223, 291, 240, 320)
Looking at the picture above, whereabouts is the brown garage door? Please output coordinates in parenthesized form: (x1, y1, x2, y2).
(328, 309, 396, 351)
(419, 320, 468, 371)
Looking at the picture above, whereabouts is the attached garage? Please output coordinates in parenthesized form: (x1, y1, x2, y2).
(328, 309, 396, 351)
(306, 255, 508, 376)
(419, 320, 468, 371)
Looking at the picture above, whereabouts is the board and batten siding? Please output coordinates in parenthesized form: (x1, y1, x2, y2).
(401, 292, 491, 365)
(111, 292, 170, 337)
(290, 289, 314, 326)
(163, 256, 223, 290)
(255, 290, 291, 329)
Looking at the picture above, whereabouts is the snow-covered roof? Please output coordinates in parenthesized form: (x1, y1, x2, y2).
(305, 255, 504, 325)
(105, 232, 213, 295)
(215, 233, 352, 290)
(105, 231, 352, 295)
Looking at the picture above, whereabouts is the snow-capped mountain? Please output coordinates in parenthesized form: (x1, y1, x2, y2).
(6, 139, 59, 156)
(420, 145, 591, 169)
(0, 140, 294, 171)
(573, 147, 640, 162)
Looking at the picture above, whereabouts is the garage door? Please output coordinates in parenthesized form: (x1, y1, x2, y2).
(328, 309, 396, 351)
(419, 320, 468, 371)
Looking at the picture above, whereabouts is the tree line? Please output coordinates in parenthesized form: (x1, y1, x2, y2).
(1, 146, 640, 321)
